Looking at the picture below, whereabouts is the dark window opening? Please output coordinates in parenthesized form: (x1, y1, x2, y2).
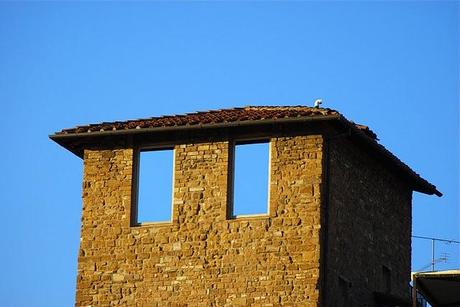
(338, 276, 351, 307)
(382, 265, 391, 293)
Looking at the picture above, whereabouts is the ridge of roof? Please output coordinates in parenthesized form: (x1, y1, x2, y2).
(54, 105, 377, 137)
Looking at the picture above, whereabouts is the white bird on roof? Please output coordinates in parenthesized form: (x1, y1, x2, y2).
(314, 99, 322, 108)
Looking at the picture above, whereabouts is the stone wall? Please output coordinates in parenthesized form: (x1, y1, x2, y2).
(325, 138, 412, 306)
(76, 135, 324, 306)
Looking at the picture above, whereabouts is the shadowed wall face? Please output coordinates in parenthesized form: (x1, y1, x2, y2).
(326, 138, 412, 306)
(77, 136, 324, 306)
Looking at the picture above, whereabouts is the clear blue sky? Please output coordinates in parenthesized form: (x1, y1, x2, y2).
(0, 2, 458, 306)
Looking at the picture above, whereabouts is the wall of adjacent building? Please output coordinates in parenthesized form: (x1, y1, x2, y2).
(325, 137, 412, 306)
(76, 135, 325, 306)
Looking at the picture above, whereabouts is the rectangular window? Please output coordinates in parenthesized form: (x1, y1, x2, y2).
(338, 276, 351, 307)
(382, 265, 391, 293)
(135, 148, 174, 224)
(230, 140, 270, 217)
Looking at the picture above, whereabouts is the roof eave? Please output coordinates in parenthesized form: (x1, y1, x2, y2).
(49, 115, 342, 158)
(335, 115, 442, 197)
(50, 114, 441, 197)
(49, 114, 342, 140)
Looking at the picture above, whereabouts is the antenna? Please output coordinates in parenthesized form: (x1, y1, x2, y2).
(412, 235, 460, 271)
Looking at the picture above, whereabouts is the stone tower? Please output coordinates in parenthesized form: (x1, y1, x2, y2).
(50, 106, 440, 306)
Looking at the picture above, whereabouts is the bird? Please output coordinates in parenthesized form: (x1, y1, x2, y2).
(314, 99, 323, 108)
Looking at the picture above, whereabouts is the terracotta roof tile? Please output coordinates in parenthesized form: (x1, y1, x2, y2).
(50, 105, 441, 196)
(56, 106, 377, 139)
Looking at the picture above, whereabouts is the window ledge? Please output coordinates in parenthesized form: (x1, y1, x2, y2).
(133, 221, 172, 227)
(229, 214, 269, 220)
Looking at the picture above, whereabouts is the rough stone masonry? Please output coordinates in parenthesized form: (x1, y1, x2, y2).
(50, 106, 441, 306)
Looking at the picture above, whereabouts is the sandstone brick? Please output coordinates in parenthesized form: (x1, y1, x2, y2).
(73, 131, 414, 306)
(76, 137, 323, 306)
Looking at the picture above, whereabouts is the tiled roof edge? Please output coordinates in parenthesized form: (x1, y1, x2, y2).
(52, 106, 343, 136)
(49, 105, 441, 197)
